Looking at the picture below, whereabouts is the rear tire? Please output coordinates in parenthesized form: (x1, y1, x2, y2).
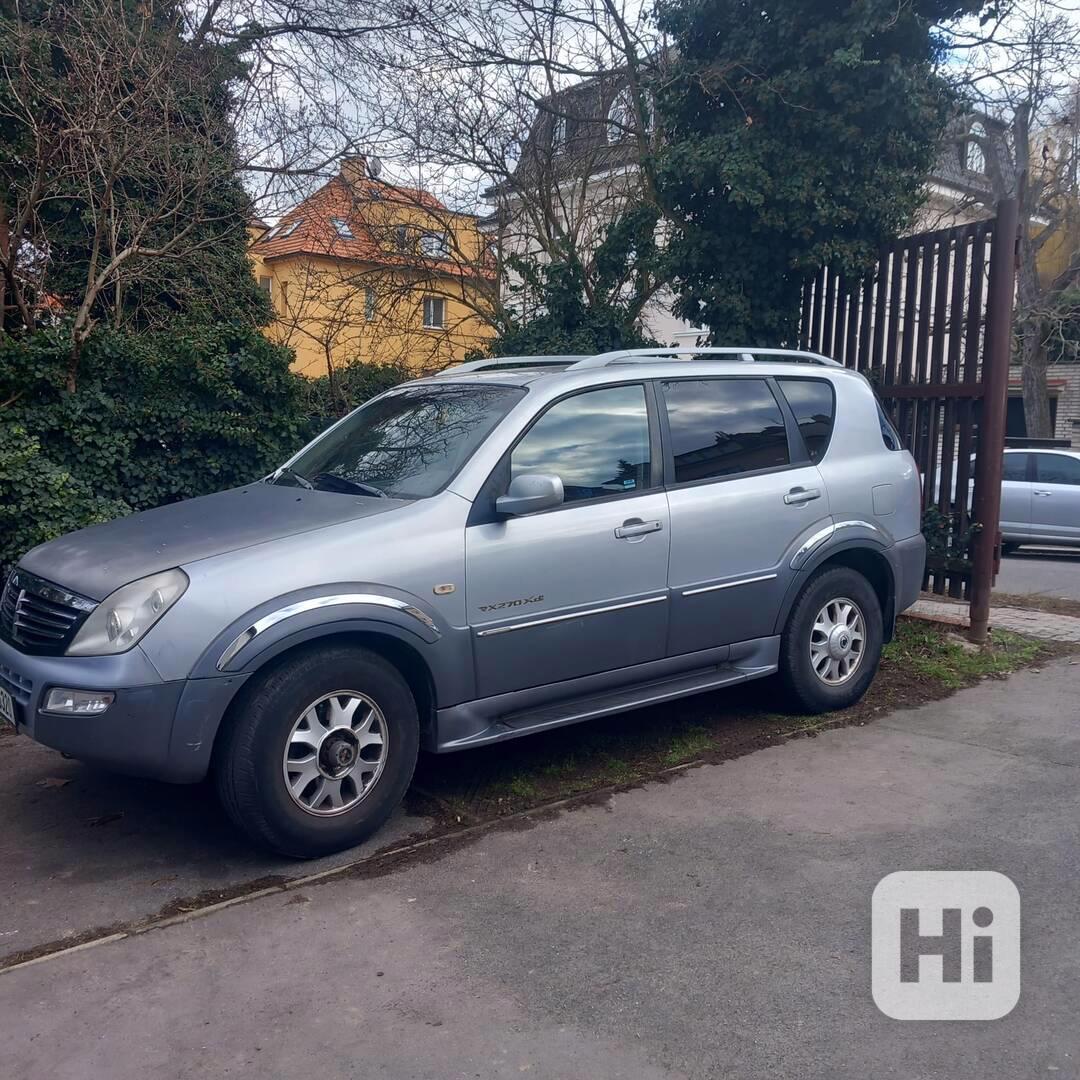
(215, 645, 419, 858)
(779, 566, 883, 714)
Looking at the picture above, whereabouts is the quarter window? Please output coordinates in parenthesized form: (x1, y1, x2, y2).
(877, 403, 902, 451)
(510, 384, 652, 504)
(1034, 453, 1080, 486)
(662, 378, 789, 483)
(777, 378, 835, 463)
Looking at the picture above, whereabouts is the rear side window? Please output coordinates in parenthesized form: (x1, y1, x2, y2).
(1034, 453, 1080, 486)
(777, 378, 835, 463)
(877, 403, 903, 452)
(662, 378, 789, 483)
(1002, 453, 1029, 482)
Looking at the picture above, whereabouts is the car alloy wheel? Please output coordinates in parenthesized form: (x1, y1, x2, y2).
(282, 690, 388, 816)
(809, 597, 865, 686)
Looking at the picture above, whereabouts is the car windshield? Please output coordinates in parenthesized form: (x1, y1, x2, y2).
(276, 383, 525, 500)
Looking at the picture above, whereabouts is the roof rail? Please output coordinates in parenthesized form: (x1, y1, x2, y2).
(433, 355, 587, 377)
(570, 347, 841, 369)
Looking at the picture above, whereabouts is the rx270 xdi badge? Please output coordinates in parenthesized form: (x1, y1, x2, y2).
(478, 594, 544, 613)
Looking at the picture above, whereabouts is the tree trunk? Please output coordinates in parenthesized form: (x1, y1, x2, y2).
(1019, 324, 1052, 439)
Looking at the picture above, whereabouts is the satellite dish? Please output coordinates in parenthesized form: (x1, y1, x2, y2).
(367, 155, 383, 179)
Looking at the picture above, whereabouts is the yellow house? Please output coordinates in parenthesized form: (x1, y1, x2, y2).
(249, 156, 496, 377)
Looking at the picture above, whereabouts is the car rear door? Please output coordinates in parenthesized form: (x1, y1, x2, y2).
(465, 382, 670, 698)
(1030, 452, 1080, 542)
(999, 452, 1033, 539)
(660, 375, 832, 657)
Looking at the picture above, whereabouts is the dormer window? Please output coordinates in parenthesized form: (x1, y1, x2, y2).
(964, 122, 988, 175)
(331, 217, 355, 239)
(420, 231, 449, 259)
(607, 87, 636, 144)
(552, 114, 568, 153)
(276, 219, 302, 240)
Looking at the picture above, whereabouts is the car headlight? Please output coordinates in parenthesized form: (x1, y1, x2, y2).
(67, 569, 189, 656)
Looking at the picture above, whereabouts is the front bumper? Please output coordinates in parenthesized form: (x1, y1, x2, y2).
(0, 636, 247, 783)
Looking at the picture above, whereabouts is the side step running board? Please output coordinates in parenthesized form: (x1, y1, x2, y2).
(443, 661, 775, 750)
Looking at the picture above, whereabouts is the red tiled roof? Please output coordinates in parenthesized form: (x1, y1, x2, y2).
(251, 175, 471, 271)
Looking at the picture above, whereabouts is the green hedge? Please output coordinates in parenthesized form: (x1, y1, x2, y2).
(0, 325, 311, 575)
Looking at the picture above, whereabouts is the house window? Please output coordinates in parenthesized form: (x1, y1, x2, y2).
(964, 122, 988, 175)
(420, 231, 449, 259)
(364, 288, 376, 321)
(331, 216, 355, 239)
(275, 219, 302, 239)
(423, 296, 445, 329)
(552, 114, 568, 153)
(394, 224, 410, 251)
(607, 86, 636, 144)
(258, 275, 272, 297)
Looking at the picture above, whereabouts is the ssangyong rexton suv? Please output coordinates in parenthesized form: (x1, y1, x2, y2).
(0, 348, 925, 856)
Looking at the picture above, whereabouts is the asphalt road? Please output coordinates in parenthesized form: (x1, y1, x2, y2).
(2, 658, 1078, 1079)
(995, 547, 1080, 601)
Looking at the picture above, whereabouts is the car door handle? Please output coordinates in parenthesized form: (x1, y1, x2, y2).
(1033, 489, 1052, 497)
(784, 487, 821, 505)
(615, 518, 663, 539)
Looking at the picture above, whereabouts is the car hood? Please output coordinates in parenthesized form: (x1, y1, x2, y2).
(19, 483, 409, 601)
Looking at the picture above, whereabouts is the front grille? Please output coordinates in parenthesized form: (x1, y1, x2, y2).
(0, 569, 97, 656)
(0, 661, 31, 706)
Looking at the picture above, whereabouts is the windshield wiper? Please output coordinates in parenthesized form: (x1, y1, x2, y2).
(273, 465, 314, 490)
(312, 472, 389, 498)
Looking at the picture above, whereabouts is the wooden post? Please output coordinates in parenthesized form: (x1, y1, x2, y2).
(968, 197, 1019, 644)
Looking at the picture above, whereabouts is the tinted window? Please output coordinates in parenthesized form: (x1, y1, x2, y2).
(877, 403, 902, 451)
(1034, 453, 1080, 486)
(662, 378, 789, 483)
(511, 384, 652, 503)
(778, 378, 835, 463)
(284, 383, 525, 499)
(1002, 453, 1029, 482)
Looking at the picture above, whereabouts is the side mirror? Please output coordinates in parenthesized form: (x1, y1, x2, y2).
(496, 473, 564, 516)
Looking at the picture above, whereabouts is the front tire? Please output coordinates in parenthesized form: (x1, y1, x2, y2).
(215, 645, 419, 858)
(779, 566, 883, 714)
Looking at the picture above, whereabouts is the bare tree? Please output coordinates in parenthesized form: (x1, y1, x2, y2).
(0, 0, 257, 386)
(945, 1, 1080, 438)
(351, 0, 672, 342)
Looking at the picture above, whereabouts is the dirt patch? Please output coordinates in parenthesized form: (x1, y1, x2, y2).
(404, 619, 1063, 829)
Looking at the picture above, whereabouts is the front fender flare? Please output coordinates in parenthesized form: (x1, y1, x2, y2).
(191, 584, 443, 680)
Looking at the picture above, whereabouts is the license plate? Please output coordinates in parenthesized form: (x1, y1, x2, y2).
(0, 686, 15, 729)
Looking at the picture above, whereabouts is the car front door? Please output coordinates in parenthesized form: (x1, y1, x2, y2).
(999, 452, 1033, 539)
(1031, 453, 1080, 541)
(659, 375, 832, 657)
(465, 383, 670, 698)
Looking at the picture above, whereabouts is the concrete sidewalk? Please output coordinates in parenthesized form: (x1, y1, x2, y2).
(910, 596, 1080, 642)
(2, 658, 1079, 1079)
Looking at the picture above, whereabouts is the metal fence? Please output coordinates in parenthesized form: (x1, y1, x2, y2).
(798, 199, 1018, 640)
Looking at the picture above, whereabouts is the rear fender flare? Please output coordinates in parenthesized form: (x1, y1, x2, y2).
(773, 537, 898, 640)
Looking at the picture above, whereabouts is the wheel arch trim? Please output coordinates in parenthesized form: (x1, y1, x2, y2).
(775, 536, 898, 640)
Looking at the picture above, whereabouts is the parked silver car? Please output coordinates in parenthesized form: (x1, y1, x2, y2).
(0, 348, 925, 856)
(1000, 447, 1080, 552)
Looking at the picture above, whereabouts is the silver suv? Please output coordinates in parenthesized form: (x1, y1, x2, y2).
(0, 348, 925, 856)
